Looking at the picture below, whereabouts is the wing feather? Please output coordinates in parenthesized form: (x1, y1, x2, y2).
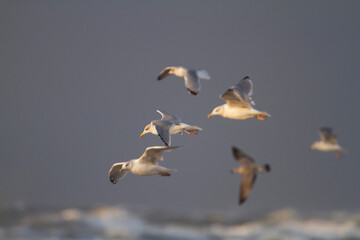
(138, 146, 181, 165)
(108, 163, 129, 184)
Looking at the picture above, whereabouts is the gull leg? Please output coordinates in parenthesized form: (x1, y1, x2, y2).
(336, 151, 342, 159)
(256, 114, 267, 120)
(184, 129, 199, 135)
(159, 172, 171, 177)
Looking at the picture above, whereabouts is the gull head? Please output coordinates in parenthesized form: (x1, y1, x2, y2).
(310, 142, 319, 150)
(140, 123, 154, 137)
(208, 106, 224, 118)
(109, 161, 132, 184)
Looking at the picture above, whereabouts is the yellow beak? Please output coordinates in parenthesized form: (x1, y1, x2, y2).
(207, 114, 213, 118)
(140, 133, 144, 138)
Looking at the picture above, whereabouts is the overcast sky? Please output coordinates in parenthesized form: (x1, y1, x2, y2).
(1, 1, 360, 215)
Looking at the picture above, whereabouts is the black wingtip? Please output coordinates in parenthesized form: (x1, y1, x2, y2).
(158, 134, 169, 146)
(109, 176, 117, 184)
(239, 198, 246, 205)
(243, 76, 250, 80)
(157, 76, 162, 80)
(187, 89, 198, 96)
(264, 164, 271, 172)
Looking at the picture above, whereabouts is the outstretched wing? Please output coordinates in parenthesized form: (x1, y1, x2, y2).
(156, 109, 181, 124)
(157, 67, 174, 80)
(196, 70, 211, 80)
(184, 70, 200, 95)
(152, 120, 174, 146)
(319, 127, 338, 144)
(220, 76, 255, 108)
(232, 146, 255, 165)
(108, 163, 129, 184)
(239, 172, 257, 204)
(139, 146, 181, 165)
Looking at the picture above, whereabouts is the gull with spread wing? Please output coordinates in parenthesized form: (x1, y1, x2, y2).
(231, 146, 271, 205)
(311, 127, 347, 158)
(108, 146, 182, 184)
(157, 66, 210, 95)
(140, 110, 203, 146)
(208, 76, 270, 120)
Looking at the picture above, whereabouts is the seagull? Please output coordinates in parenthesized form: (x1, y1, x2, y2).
(157, 66, 211, 95)
(311, 127, 347, 158)
(230, 146, 271, 205)
(140, 110, 203, 146)
(208, 76, 271, 120)
(108, 146, 182, 184)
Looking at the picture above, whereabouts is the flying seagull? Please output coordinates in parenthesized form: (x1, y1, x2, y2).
(208, 76, 270, 120)
(311, 127, 347, 158)
(108, 146, 182, 184)
(157, 66, 210, 95)
(231, 146, 271, 204)
(140, 110, 203, 146)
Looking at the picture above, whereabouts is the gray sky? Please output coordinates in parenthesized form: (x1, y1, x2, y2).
(1, 1, 360, 214)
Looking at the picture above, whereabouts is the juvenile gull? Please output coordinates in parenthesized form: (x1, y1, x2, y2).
(311, 127, 347, 158)
(108, 146, 181, 184)
(208, 76, 270, 120)
(157, 66, 210, 95)
(231, 146, 271, 204)
(140, 110, 203, 146)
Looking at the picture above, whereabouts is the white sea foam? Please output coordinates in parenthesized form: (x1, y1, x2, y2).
(0, 206, 359, 240)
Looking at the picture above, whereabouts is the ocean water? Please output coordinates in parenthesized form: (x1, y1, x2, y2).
(0, 205, 359, 240)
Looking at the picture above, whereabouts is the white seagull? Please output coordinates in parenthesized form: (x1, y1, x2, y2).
(208, 76, 271, 120)
(311, 127, 347, 158)
(157, 66, 211, 95)
(231, 146, 271, 205)
(108, 146, 182, 184)
(140, 110, 203, 146)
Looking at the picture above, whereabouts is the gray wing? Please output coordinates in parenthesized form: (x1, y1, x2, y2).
(139, 146, 181, 165)
(220, 76, 254, 108)
(152, 120, 174, 146)
(232, 146, 255, 165)
(157, 67, 174, 80)
(239, 172, 257, 204)
(319, 127, 338, 144)
(108, 163, 129, 184)
(184, 70, 200, 95)
(156, 110, 181, 124)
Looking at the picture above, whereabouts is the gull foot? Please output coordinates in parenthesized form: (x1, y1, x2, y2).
(256, 114, 267, 120)
(159, 173, 171, 177)
(184, 130, 199, 135)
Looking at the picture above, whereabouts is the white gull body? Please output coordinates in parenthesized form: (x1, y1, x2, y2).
(208, 76, 270, 120)
(157, 66, 210, 95)
(108, 146, 181, 184)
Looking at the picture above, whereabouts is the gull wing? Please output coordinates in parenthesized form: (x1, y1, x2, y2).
(319, 127, 338, 144)
(232, 146, 255, 165)
(220, 76, 255, 108)
(152, 120, 174, 146)
(156, 109, 181, 124)
(157, 67, 174, 80)
(184, 70, 200, 95)
(138, 146, 181, 165)
(239, 172, 257, 204)
(196, 70, 211, 80)
(108, 163, 129, 184)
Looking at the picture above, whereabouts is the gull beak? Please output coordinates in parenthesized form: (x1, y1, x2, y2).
(140, 133, 145, 138)
(208, 114, 213, 118)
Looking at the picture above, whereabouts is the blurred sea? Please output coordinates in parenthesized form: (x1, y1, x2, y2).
(0, 205, 359, 240)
